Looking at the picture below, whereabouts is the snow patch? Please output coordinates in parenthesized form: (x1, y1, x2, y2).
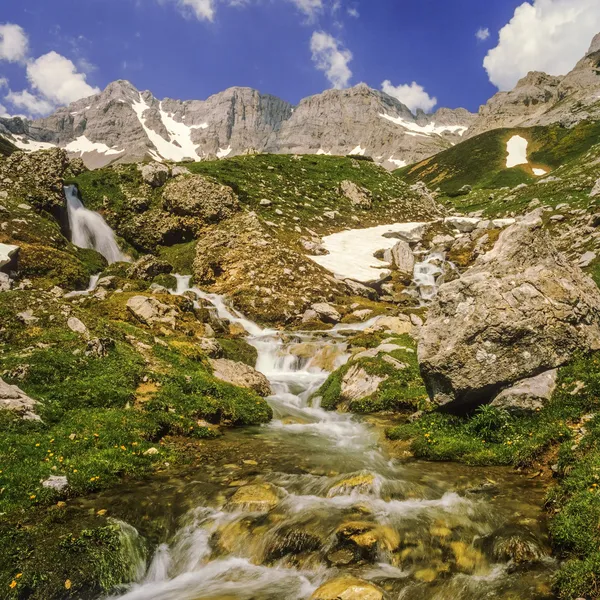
(388, 157, 407, 168)
(216, 146, 232, 159)
(379, 113, 469, 137)
(10, 135, 55, 152)
(131, 95, 202, 162)
(309, 222, 426, 283)
(506, 135, 529, 168)
(190, 123, 208, 130)
(532, 167, 547, 176)
(316, 149, 332, 156)
(349, 145, 366, 156)
(65, 135, 124, 156)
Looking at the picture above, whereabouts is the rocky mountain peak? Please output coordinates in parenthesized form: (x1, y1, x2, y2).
(588, 32, 600, 56)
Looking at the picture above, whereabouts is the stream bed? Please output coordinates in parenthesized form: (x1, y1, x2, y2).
(68, 276, 557, 600)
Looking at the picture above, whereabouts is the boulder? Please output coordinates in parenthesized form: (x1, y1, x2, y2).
(339, 180, 373, 208)
(42, 475, 69, 492)
(67, 317, 88, 336)
(311, 302, 341, 324)
(384, 240, 414, 276)
(209, 358, 272, 396)
(340, 364, 387, 402)
(371, 315, 412, 335)
(419, 211, 600, 410)
(444, 216, 481, 233)
(226, 483, 281, 512)
(139, 162, 170, 187)
(127, 255, 173, 281)
(0, 378, 41, 420)
(590, 178, 600, 198)
(162, 174, 239, 221)
(126, 296, 178, 328)
(198, 338, 223, 358)
(0, 272, 11, 292)
(0, 243, 19, 270)
(311, 576, 384, 600)
(490, 370, 558, 414)
(344, 279, 378, 300)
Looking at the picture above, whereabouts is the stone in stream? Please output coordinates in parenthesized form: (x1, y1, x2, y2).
(340, 364, 387, 402)
(310, 302, 342, 324)
(327, 473, 377, 497)
(225, 483, 282, 512)
(311, 575, 384, 600)
(209, 358, 272, 396)
(383, 240, 414, 277)
(419, 210, 600, 410)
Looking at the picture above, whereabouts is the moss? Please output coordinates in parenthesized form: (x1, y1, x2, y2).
(218, 338, 258, 367)
(152, 273, 178, 289)
(157, 241, 197, 274)
(0, 510, 145, 600)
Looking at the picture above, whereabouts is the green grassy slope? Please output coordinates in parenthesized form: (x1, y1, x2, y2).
(396, 120, 600, 196)
(0, 134, 18, 157)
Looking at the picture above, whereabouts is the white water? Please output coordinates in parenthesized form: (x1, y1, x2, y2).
(411, 251, 448, 302)
(105, 275, 552, 600)
(64, 185, 128, 264)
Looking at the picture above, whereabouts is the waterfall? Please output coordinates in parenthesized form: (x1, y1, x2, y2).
(64, 185, 128, 264)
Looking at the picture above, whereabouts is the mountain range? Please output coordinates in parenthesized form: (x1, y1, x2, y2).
(1, 32, 599, 170)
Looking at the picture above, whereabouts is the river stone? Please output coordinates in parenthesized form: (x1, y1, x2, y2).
(226, 483, 281, 512)
(339, 180, 372, 209)
(327, 473, 377, 497)
(311, 575, 384, 600)
(209, 358, 272, 396)
(490, 370, 558, 414)
(341, 364, 387, 402)
(0, 378, 41, 420)
(162, 174, 239, 221)
(419, 210, 600, 410)
(139, 162, 170, 187)
(311, 302, 341, 324)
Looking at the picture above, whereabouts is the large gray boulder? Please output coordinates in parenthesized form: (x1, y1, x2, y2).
(209, 358, 272, 396)
(418, 210, 600, 410)
(339, 180, 372, 208)
(162, 174, 239, 221)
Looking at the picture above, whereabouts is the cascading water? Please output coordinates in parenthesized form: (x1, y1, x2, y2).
(64, 185, 128, 264)
(99, 274, 555, 600)
(411, 251, 449, 302)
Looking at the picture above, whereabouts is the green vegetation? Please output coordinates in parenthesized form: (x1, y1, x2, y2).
(317, 333, 429, 413)
(387, 351, 600, 599)
(0, 135, 18, 157)
(396, 121, 600, 198)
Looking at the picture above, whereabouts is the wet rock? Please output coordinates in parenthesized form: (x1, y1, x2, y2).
(139, 162, 169, 187)
(0, 378, 41, 420)
(327, 473, 376, 497)
(311, 575, 384, 600)
(419, 210, 600, 410)
(371, 315, 412, 336)
(226, 483, 282, 512)
(388, 240, 415, 277)
(310, 303, 341, 324)
(209, 358, 272, 396)
(162, 174, 239, 221)
(450, 541, 487, 574)
(490, 369, 558, 414)
(265, 525, 322, 560)
(0, 242, 19, 270)
(327, 548, 356, 566)
(340, 364, 387, 402)
(339, 180, 373, 209)
(127, 255, 173, 280)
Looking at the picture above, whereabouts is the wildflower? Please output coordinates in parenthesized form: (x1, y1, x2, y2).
(9, 581, 17, 589)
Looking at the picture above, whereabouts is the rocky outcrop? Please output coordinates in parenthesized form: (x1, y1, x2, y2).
(162, 174, 240, 221)
(490, 369, 558, 414)
(127, 255, 173, 280)
(341, 364, 387, 402)
(419, 210, 600, 410)
(0, 243, 19, 270)
(0, 378, 41, 420)
(126, 295, 178, 328)
(139, 162, 169, 187)
(339, 180, 372, 209)
(209, 358, 272, 396)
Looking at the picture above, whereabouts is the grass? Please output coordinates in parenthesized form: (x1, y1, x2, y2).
(386, 351, 600, 599)
(0, 135, 18, 157)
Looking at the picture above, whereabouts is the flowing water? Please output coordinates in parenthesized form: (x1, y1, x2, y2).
(82, 276, 555, 600)
(64, 185, 129, 264)
(62, 198, 555, 599)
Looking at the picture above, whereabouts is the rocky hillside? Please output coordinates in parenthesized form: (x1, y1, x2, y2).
(468, 33, 600, 137)
(0, 81, 475, 170)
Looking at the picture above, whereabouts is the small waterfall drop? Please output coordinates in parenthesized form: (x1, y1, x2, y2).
(64, 185, 128, 264)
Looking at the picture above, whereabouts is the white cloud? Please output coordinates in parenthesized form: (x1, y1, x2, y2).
(178, 0, 216, 21)
(25, 51, 100, 105)
(0, 77, 8, 89)
(476, 27, 490, 41)
(0, 103, 10, 118)
(0, 23, 29, 63)
(483, 0, 600, 91)
(5, 89, 54, 116)
(347, 7, 359, 18)
(290, 0, 324, 19)
(381, 80, 438, 114)
(310, 31, 353, 89)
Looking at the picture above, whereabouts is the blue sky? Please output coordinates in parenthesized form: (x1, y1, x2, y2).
(1, 0, 599, 118)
